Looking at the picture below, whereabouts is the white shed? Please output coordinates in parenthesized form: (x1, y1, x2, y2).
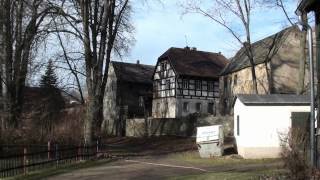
(234, 94, 310, 159)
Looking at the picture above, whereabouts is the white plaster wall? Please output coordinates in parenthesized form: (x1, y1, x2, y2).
(176, 98, 217, 118)
(152, 97, 176, 118)
(102, 64, 119, 134)
(234, 99, 310, 158)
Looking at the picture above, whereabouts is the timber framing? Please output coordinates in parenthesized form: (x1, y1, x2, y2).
(152, 47, 229, 118)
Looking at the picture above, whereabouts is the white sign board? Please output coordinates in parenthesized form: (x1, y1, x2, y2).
(196, 125, 221, 143)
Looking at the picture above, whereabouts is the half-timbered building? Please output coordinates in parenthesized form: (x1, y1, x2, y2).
(152, 47, 229, 118)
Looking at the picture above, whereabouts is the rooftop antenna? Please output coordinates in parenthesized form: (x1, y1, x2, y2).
(184, 35, 189, 47)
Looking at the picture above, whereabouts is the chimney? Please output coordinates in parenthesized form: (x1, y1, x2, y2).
(184, 46, 190, 50)
(136, 60, 140, 64)
(192, 47, 197, 51)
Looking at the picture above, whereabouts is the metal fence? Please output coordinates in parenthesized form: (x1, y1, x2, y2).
(0, 142, 99, 178)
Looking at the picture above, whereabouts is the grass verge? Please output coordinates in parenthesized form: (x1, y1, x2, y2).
(167, 151, 286, 180)
(167, 151, 281, 166)
(169, 169, 287, 180)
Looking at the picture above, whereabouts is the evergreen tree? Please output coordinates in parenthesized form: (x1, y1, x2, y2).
(37, 60, 65, 136)
(40, 60, 58, 89)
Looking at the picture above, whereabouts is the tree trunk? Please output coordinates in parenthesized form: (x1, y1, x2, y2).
(297, 13, 307, 95)
(84, 95, 94, 146)
(250, 64, 258, 94)
(84, 92, 102, 145)
(244, 42, 258, 94)
(265, 61, 273, 94)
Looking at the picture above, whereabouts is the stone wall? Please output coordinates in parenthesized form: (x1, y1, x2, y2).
(126, 115, 233, 137)
(126, 118, 148, 137)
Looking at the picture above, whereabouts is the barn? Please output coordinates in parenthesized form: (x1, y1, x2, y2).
(234, 94, 311, 159)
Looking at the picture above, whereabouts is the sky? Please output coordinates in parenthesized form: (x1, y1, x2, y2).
(125, 0, 297, 65)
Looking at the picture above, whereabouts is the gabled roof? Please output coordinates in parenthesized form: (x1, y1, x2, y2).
(112, 61, 154, 84)
(158, 47, 229, 79)
(221, 26, 301, 75)
(237, 94, 310, 106)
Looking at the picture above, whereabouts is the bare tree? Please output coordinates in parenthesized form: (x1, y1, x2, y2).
(263, 0, 296, 26)
(0, 0, 63, 128)
(53, 18, 85, 104)
(181, 0, 259, 93)
(58, 0, 134, 145)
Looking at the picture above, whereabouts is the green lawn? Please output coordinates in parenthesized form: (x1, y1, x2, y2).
(167, 151, 281, 166)
(169, 169, 286, 180)
(167, 151, 286, 180)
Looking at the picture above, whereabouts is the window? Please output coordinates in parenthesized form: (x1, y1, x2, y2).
(237, 115, 240, 136)
(196, 103, 202, 112)
(183, 102, 189, 112)
(138, 96, 144, 107)
(208, 103, 214, 115)
(234, 75, 238, 85)
(183, 79, 189, 89)
(195, 80, 201, 90)
(161, 62, 167, 71)
(166, 79, 170, 89)
(208, 82, 214, 91)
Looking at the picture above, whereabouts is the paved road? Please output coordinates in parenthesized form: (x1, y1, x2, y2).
(46, 154, 281, 180)
(46, 157, 206, 180)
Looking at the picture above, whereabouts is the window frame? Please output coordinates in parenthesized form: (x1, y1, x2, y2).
(161, 62, 167, 71)
(195, 80, 201, 90)
(183, 102, 189, 112)
(183, 79, 189, 89)
(165, 79, 170, 90)
(234, 74, 238, 86)
(196, 103, 202, 112)
(208, 102, 214, 114)
(237, 115, 240, 136)
(208, 81, 214, 91)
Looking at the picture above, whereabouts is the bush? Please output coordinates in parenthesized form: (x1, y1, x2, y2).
(279, 128, 310, 180)
(0, 105, 85, 145)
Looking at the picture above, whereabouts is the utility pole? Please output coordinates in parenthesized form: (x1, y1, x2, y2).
(296, 0, 320, 168)
(315, 6, 320, 168)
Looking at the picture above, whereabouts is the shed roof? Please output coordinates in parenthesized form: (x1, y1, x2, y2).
(158, 47, 229, 79)
(237, 94, 310, 106)
(112, 61, 154, 84)
(221, 26, 301, 75)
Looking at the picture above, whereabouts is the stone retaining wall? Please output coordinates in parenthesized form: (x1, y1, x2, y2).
(126, 114, 233, 137)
